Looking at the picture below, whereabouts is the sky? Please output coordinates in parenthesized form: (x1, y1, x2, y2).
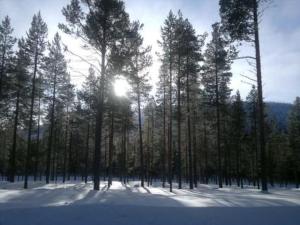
(0, 0, 299, 103)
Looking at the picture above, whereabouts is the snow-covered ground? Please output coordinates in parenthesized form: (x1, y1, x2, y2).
(0, 180, 300, 225)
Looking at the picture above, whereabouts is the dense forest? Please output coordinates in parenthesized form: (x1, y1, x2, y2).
(0, 0, 299, 193)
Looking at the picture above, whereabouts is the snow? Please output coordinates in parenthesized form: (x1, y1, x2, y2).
(0, 180, 300, 225)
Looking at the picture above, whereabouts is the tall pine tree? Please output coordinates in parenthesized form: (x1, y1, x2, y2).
(220, 0, 271, 191)
(61, 0, 131, 190)
(23, 12, 47, 189)
(0, 16, 16, 100)
(202, 23, 235, 188)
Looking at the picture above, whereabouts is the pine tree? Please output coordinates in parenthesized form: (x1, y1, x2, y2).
(7, 39, 30, 182)
(156, 62, 168, 188)
(61, 0, 131, 190)
(246, 85, 260, 188)
(174, 13, 185, 189)
(62, 80, 75, 183)
(23, 12, 47, 189)
(107, 81, 116, 187)
(119, 98, 132, 184)
(125, 22, 152, 187)
(0, 16, 16, 100)
(202, 23, 235, 188)
(144, 97, 156, 186)
(181, 18, 202, 189)
(220, 0, 271, 192)
(77, 67, 97, 183)
(159, 11, 177, 192)
(43, 33, 68, 184)
(231, 90, 246, 187)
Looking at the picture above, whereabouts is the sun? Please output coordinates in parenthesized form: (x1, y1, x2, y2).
(114, 77, 130, 97)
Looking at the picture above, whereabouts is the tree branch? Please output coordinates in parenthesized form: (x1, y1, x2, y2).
(63, 43, 101, 75)
(234, 56, 256, 60)
(240, 73, 257, 82)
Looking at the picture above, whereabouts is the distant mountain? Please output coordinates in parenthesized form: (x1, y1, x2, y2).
(265, 102, 292, 131)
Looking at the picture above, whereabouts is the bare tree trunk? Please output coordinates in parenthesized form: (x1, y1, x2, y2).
(147, 110, 150, 187)
(192, 109, 197, 187)
(162, 73, 166, 188)
(24, 49, 39, 189)
(104, 133, 108, 181)
(68, 129, 73, 181)
(177, 57, 182, 189)
(62, 107, 69, 183)
(46, 70, 57, 184)
(215, 58, 223, 188)
(253, 0, 267, 192)
(108, 108, 114, 187)
(228, 141, 232, 186)
(122, 113, 128, 183)
(168, 57, 173, 192)
(236, 139, 240, 187)
(93, 43, 106, 190)
(137, 81, 144, 187)
(203, 117, 209, 184)
(34, 88, 41, 182)
(84, 122, 90, 183)
(9, 88, 20, 182)
(185, 124, 188, 184)
(150, 106, 154, 185)
(51, 126, 58, 181)
(186, 62, 193, 190)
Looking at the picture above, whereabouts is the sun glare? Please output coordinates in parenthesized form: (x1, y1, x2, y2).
(114, 77, 130, 97)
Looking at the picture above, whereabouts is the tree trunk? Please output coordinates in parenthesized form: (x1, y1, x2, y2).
(253, 104, 260, 188)
(62, 107, 69, 183)
(162, 73, 166, 188)
(228, 141, 232, 186)
(104, 134, 108, 181)
(9, 88, 20, 182)
(236, 140, 240, 187)
(68, 129, 73, 181)
(253, 0, 267, 192)
(24, 49, 39, 189)
(84, 122, 90, 184)
(192, 109, 197, 187)
(177, 57, 182, 189)
(215, 57, 223, 188)
(137, 81, 144, 187)
(186, 62, 193, 190)
(93, 42, 106, 190)
(46, 70, 57, 184)
(34, 81, 42, 182)
(147, 110, 150, 187)
(168, 56, 173, 192)
(108, 107, 114, 187)
(203, 116, 209, 184)
(151, 106, 154, 185)
(51, 126, 58, 181)
(122, 114, 127, 183)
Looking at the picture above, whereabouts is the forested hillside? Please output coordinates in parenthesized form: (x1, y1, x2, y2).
(266, 102, 292, 131)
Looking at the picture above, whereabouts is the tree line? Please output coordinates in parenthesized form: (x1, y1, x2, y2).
(0, 0, 299, 191)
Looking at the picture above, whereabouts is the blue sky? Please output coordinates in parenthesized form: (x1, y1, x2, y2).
(0, 0, 299, 102)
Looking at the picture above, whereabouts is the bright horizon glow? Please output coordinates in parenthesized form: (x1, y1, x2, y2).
(114, 77, 130, 97)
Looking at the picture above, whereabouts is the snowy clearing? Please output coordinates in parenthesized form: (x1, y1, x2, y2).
(0, 181, 300, 225)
